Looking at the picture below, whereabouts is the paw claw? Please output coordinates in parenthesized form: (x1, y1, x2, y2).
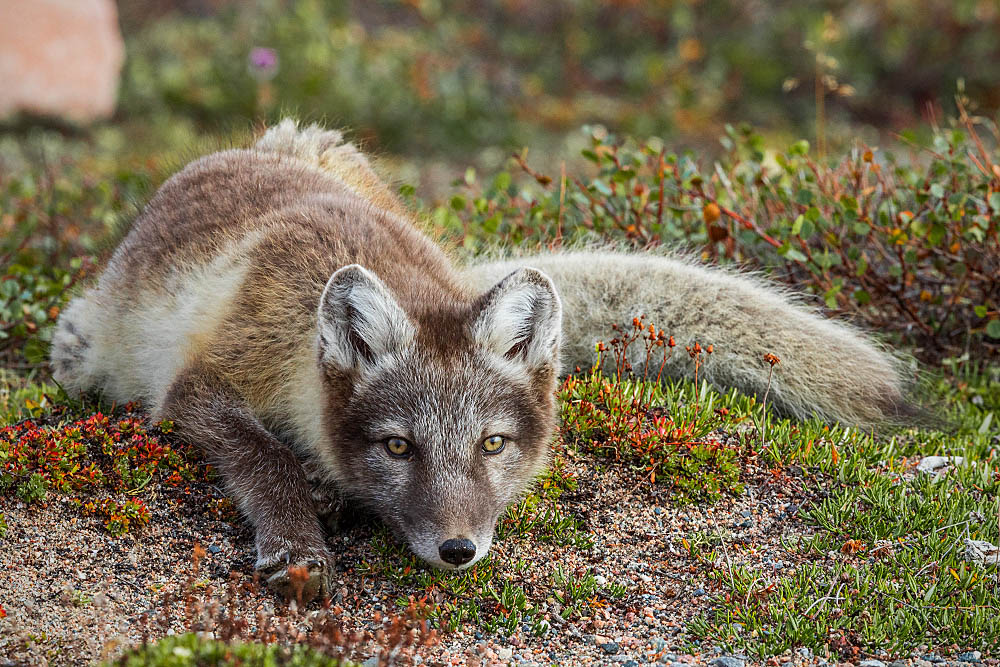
(256, 553, 332, 604)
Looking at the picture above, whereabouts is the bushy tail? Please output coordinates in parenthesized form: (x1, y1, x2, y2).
(50, 293, 102, 395)
(464, 250, 920, 429)
(255, 119, 407, 217)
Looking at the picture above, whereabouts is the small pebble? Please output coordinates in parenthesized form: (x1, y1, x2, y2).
(710, 657, 745, 667)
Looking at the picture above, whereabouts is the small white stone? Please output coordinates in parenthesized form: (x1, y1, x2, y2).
(965, 538, 1000, 565)
(916, 456, 964, 475)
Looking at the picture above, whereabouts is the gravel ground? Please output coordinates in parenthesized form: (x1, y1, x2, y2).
(0, 441, 992, 666)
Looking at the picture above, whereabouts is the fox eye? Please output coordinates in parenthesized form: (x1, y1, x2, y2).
(482, 435, 506, 454)
(385, 437, 412, 458)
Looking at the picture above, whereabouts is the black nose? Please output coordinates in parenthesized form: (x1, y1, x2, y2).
(438, 538, 476, 566)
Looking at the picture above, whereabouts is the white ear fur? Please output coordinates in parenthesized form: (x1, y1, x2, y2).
(318, 265, 415, 374)
(473, 268, 562, 371)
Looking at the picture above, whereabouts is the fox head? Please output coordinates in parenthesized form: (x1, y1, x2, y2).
(316, 264, 562, 569)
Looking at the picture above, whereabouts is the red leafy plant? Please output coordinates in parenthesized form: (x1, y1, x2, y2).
(559, 316, 749, 502)
(0, 403, 220, 535)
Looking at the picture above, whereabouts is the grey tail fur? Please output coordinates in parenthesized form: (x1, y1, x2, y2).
(464, 250, 921, 430)
(50, 294, 100, 396)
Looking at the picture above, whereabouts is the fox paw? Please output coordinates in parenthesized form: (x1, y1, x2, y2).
(256, 551, 332, 604)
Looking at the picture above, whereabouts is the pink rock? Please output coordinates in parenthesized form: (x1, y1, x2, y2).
(0, 0, 125, 123)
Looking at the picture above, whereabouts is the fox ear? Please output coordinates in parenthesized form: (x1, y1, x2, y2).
(318, 265, 415, 374)
(473, 267, 562, 372)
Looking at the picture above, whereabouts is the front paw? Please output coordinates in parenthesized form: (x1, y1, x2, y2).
(256, 549, 333, 604)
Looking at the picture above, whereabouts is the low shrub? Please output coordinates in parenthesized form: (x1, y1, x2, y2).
(438, 114, 1000, 362)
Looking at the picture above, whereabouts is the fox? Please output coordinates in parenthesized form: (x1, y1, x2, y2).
(50, 120, 917, 601)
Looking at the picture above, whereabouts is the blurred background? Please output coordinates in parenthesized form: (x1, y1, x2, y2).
(1, 0, 999, 377)
(5, 0, 1000, 184)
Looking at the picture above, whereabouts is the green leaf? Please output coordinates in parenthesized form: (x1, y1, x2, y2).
(789, 140, 810, 156)
(978, 412, 994, 435)
(987, 319, 1000, 340)
(823, 284, 842, 309)
(974, 305, 988, 318)
(493, 171, 512, 191)
(928, 223, 946, 246)
(791, 214, 804, 235)
(799, 219, 815, 239)
(778, 242, 807, 263)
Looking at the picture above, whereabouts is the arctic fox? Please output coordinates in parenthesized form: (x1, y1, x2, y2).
(51, 120, 914, 600)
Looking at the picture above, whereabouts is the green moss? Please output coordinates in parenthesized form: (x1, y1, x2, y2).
(110, 634, 352, 667)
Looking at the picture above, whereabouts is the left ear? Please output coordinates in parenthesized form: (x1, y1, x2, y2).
(472, 267, 562, 372)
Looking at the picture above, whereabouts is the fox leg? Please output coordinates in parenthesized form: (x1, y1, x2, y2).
(161, 368, 332, 603)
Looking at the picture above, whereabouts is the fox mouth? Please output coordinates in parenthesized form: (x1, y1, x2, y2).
(403, 529, 495, 571)
(427, 555, 483, 571)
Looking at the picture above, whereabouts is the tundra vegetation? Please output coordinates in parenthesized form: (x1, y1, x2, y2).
(1, 1, 999, 664)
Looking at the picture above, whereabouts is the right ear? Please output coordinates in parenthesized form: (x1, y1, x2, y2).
(472, 267, 562, 373)
(317, 265, 415, 375)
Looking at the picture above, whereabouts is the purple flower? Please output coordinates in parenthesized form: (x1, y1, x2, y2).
(248, 47, 279, 79)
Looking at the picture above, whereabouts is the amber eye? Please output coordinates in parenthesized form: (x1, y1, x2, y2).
(482, 435, 506, 454)
(385, 437, 412, 458)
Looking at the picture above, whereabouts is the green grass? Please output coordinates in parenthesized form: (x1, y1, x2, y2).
(689, 364, 1000, 657)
